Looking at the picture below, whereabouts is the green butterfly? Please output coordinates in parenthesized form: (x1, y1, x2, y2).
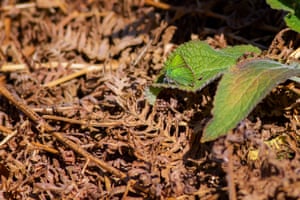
(163, 53, 195, 87)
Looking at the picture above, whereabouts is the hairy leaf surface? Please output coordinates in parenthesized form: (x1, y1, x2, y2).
(202, 59, 300, 142)
(146, 41, 261, 104)
(155, 41, 260, 92)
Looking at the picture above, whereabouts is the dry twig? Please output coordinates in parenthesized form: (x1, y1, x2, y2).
(0, 78, 150, 195)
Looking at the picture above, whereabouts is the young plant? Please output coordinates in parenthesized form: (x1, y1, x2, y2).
(146, 40, 300, 142)
(266, 0, 300, 32)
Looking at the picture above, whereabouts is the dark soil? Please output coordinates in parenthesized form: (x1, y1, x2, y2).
(0, 0, 300, 199)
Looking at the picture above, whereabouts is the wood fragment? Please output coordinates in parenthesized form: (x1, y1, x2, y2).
(0, 60, 119, 72)
(0, 2, 36, 11)
(30, 141, 60, 154)
(52, 131, 128, 179)
(43, 67, 90, 88)
(42, 115, 123, 127)
(0, 81, 47, 129)
(226, 142, 237, 200)
(0, 130, 18, 147)
(144, 0, 173, 10)
(0, 124, 13, 135)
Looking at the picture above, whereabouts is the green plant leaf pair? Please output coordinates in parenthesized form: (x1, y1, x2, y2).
(202, 59, 300, 142)
(146, 40, 300, 142)
(266, 0, 300, 32)
(146, 41, 260, 105)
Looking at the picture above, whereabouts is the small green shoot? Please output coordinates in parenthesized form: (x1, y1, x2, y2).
(147, 40, 300, 142)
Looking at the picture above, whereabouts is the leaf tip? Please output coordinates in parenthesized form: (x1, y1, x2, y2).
(144, 86, 162, 105)
(201, 119, 228, 143)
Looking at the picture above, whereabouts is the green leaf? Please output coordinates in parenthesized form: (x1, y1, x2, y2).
(266, 0, 300, 32)
(285, 13, 300, 33)
(222, 45, 261, 55)
(164, 54, 195, 86)
(201, 59, 300, 142)
(144, 87, 163, 105)
(146, 40, 261, 105)
(151, 40, 261, 92)
(266, 0, 297, 13)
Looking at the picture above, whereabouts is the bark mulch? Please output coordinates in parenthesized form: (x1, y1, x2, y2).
(0, 0, 300, 199)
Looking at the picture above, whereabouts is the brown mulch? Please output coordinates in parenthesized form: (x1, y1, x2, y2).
(0, 0, 300, 199)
